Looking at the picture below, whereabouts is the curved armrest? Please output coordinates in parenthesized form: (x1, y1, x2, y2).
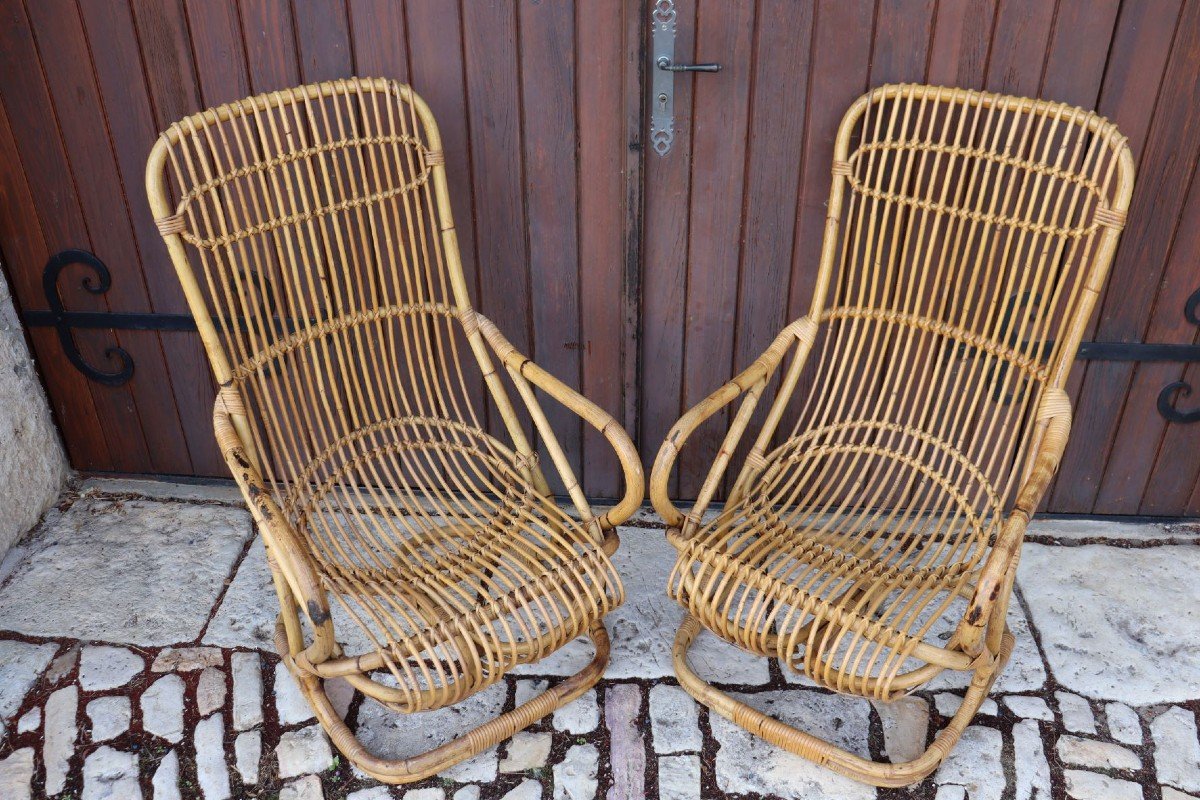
(650, 318, 816, 528)
(471, 313, 645, 530)
(213, 389, 335, 660)
(959, 388, 1073, 655)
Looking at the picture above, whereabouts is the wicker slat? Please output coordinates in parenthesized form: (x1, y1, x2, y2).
(146, 77, 643, 783)
(651, 84, 1134, 786)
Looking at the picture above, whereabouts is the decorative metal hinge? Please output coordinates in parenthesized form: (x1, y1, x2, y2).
(1153, 286, 1200, 424)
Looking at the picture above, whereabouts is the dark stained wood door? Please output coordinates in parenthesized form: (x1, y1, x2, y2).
(0, 0, 642, 498)
(639, 0, 1200, 515)
(1, 0, 1198, 514)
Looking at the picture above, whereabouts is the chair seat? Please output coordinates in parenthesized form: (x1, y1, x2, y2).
(284, 422, 623, 712)
(668, 432, 1000, 699)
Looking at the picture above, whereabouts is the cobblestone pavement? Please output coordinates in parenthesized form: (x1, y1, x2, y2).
(0, 479, 1197, 799)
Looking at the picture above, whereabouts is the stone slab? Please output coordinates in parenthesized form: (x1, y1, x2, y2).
(0, 498, 252, 645)
(925, 597, 1045, 693)
(649, 684, 701, 754)
(151, 749, 180, 800)
(1027, 517, 1200, 543)
(354, 679, 506, 782)
(0, 640, 56, 726)
(86, 696, 131, 742)
(1065, 769, 1142, 800)
(934, 726, 1004, 800)
(43, 684, 77, 795)
(82, 745, 141, 800)
(0, 747, 33, 800)
(276, 724, 333, 778)
(709, 689, 873, 799)
(141, 675, 185, 743)
(657, 753, 700, 800)
(79, 645, 143, 691)
(1153, 706, 1200, 794)
(78, 478, 246, 506)
(1018, 543, 1200, 704)
(514, 529, 769, 682)
(553, 743, 597, 800)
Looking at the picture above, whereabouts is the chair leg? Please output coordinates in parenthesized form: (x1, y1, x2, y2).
(672, 614, 1013, 788)
(275, 619, 611, 784)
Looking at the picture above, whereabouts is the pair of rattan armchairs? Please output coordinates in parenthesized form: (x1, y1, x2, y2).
(145, 79, 1132, 788)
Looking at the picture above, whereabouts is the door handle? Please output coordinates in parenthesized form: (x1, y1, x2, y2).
(650, 0, 722, 157)
(656, 57, 722, 73)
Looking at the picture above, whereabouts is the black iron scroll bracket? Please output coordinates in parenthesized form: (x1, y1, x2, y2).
(20, 249, 198, 387)
(14, 250, 1200, 426)
(1149, 286, 1200, 424)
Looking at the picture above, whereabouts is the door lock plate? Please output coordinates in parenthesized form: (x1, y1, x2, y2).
(650, 1, 678, 156)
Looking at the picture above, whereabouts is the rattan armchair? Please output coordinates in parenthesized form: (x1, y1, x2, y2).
(651, 84, 1133, 786)
(146, 77, 642, 783)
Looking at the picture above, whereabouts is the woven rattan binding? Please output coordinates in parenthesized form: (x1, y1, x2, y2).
(146, 77, 643, 783)
(651, 83, 1134, 787)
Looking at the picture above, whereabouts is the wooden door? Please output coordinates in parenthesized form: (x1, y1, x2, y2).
(639, 0, 1200, 515)
(0, 0, 642, 497)
(1, 0, 1198, 513)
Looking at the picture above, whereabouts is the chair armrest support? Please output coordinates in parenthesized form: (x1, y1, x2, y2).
(213, 388, 336, 664)
(650, 317, 817, 529)
(959, 388, 1072, 655)
(471, 313, 645, 530)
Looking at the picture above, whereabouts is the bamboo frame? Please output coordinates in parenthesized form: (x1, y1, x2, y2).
(651, 84, 1134, 786)
(145, 77, 643, 783)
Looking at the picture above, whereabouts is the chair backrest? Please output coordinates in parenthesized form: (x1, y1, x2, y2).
(146, 78, 520, 508)
(770, 84, 1133, 519)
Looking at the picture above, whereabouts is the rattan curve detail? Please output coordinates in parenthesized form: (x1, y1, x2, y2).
(651, 83, 1134, 787)
(146, 76, 643, 783)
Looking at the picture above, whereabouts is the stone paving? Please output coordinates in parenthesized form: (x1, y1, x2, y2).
(0, 478, 1197, 799)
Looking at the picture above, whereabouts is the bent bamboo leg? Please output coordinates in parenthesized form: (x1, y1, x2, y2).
(275, 619, 611, 785)
(672, 614, 1012, 788)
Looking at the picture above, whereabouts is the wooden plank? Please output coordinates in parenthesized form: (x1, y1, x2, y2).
(292, 0, 354, 82)
(1040, 0, 1121, 106)
(982, 0, 1055, 96)
(1097, 153, 1200, 513)
(0, 97, 110, 469)
(926, 0, 996, 89)
(406, 1, 480, 306)
(1142, 361, 1200, 515)
(640, 0, 697, 498)
(0, 0, 154, 473)
(460, 0, 533, 445)
(1024, 0, 1118, 507)
(127, 0, 229, 475)
(182, 0, 251, 106)
(619, 0, 643, 461)
(726, 0, 814, 490)
(870, 0, 936, 86)
(573, 1, 631, 497)
(348, 0, 409, 80)
(1048, 0, 1183, 510)
(781, 0, 874, 444)
(29, 0, 198, 476)
(518, 0, 582, 493)
(676, 0, 756, 498)
(1053, 0, 1200, 513)
(237, 0, 302, 90)
(405, 1, 488, 430)
(80, 0, 221, 475)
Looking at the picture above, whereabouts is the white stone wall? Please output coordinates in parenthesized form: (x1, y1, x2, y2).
(0, 266, 67, 556)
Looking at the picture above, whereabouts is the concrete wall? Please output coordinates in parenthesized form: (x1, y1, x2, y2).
(0, 266, 67, 556)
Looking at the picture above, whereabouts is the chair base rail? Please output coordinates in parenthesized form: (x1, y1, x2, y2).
(671, 613, 1013, 788)
(275, 618, 611, 784)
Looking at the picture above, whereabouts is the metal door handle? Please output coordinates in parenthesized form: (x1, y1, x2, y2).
(656, 57, 722, 73)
